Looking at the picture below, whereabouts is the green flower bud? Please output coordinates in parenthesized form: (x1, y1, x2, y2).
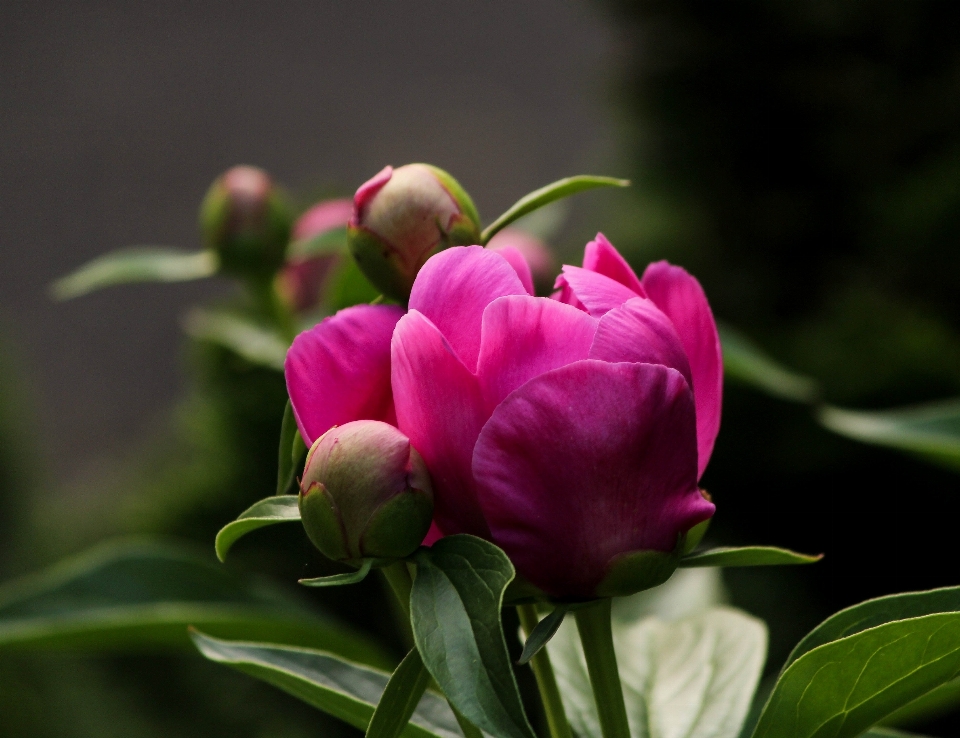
(347, 164, 481, 301)
(199, 165, 293, 280)
(299, 420, 434, 565)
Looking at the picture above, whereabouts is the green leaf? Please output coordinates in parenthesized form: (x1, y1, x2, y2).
(277, 400, 308, 496)
(0, 539, 389, 667)
(480, 175, 630, 244)
(411, 535, 536, 738)
(817, 399, 960, 470)
(215, 495, 302, 562)
(50, 247, 218, 300)
(183, 307, 289, 370)
(518, 605, 569, 666)
(191, 631, 461, 738)
(861, 729, 934, 737)
(784, 585, 960, 671)
(680, 546, 822, 568)
(327, 254, 383, 311)
(881, 676, 960, 729)
(718, 322, 820, 403)
(288, 226, 349, 260)
(751, 612, 960, 738)
(548, 606, 768, 738)
(366, 647, 432, 738)
(300, 560, 373, 588)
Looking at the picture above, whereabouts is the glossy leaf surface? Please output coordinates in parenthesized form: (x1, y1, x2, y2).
(480, 176, 629, 244)
(680, 546, 822, 568)
(215, 496, 301, 562)
(0, 539, 387, 666)
(192, 631, 461, 738)
(51, 247, 217, 299)
(411, 535, 535, 738)
(183, 307, 289, 370)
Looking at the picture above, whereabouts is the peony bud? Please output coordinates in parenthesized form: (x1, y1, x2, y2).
(347, 164, 481, 301)
(200, 165, 293, 280)
(299, 420, 434, 565)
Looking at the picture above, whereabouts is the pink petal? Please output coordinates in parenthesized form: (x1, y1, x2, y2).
(582, 233, 646, 297)
(408, 246, 527, 372)
(589, 297, 692, 386)
(553, 265, 638, 318)
(285, 304, 404, 444)
(486, 244, 534, 295)
(392, 310, 491, 538)
(476, 296, 598, 410)
(642, 262, 723, 479)
(473, 360, 713, 598)
(352, 165, 393, 223)
(422, 521, 445, 547)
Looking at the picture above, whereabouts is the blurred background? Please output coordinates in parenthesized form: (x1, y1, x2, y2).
(2, 0, 960, 735)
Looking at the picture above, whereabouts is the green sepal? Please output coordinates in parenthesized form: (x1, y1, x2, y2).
(277, 399, 308, 496)
(594, 549, 679, 598)
(679, 546, 822, 568)
(215, 495, 301, 562)
(299, 559, 374, 588)
(517, 605, 571, 666)
(360, 489, 434, 560)
(427, 165, 482, 232)
(681, 518, 711, 555)
(300, 482, 351, 562)
(348, 225, 415, 303)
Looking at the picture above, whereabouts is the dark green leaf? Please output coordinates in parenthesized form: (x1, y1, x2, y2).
(277, 400, 308, 496)
(751, 612, 960, 738)
(881, 676, 960, 729)
(784, 586, 960, 671)
(517, 606, 568, 666)
(718, 322, 820, 403)
(480, 175, 630, 244)
(366, 648, 432, 738)
(215, 496, 301, 562)
(680, 546, 822, 568)
(0, 539, 389, 667)
(300, 560, 373, 588)
(818, 400, 960, 471)
(860, 728, 934, 737)
(183, 307, 289, 370)
(192, 631, 461, 738)
(411, 535, 536, 738)
(50, 247, 218, 300)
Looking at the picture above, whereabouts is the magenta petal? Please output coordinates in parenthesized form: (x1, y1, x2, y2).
(554, 265, 638, 318)
(582, 233, 646, 297)
(476, 296, 598, 410)
(473, 360, 712, 598)
(408, 246, 527, 371)
(589, 297, 692, 386)
(392, 310, 490, 538)
(642, 261, 723, 478)
(487, 244, 534, 295)
(285, 304, 404, 444)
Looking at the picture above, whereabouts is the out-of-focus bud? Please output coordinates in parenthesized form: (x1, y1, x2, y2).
(299, 420, 434, 565)
(276, 198, 353, 313)
(200, 165, 293, 280)
(487, 228, 558, 296)
(347, 164, 481, 301)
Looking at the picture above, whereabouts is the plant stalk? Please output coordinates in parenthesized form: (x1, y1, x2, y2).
(517, 604, 574, 738)
(574, 599, 630, 738)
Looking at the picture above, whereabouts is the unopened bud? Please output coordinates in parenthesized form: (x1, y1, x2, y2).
(347, 164, 481, 301)
(299, 420, 434, 565)
(200, 165, 293, 279)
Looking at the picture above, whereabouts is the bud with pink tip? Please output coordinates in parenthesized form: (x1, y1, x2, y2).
(200, 165, 293, 280)
(299, 420, 434, 565)
(347, 164, 481, 301)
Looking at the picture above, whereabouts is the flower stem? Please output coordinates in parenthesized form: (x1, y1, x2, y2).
(574, 599, 629, 738)
(517, 604, 574, 738)
(381, 561, 414, 645)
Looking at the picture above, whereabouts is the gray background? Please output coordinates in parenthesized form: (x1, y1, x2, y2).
(0, 1, 617, 479)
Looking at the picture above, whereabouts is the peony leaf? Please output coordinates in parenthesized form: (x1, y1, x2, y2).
(50, 247, 218, 299)
(366, 647, 433, 738)
(751, 612, 960, 738)
(549, 605, 767, 738)
(818, 399, 960, 471)
(300, 560, 373, 588)
(191, 631, 462, 738)
(718, 322, 819, 404)
(0, 539, 388, 667)
(411, 535, 536, 738)
(277, 399, 308, 496)
(680, 546, 822, 568)
(215, 495, 301, 562)
(183, 307, 289, 370)
(480, 176, 630, 244)
(517, 605, 570, 666)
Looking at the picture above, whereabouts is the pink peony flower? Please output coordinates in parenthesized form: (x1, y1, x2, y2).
(285, 234, 720, 597)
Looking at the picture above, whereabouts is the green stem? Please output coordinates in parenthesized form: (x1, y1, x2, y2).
(517, 605, 574, 738)
(574, 599, 629, 738)
(380, 561, 413, 619)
